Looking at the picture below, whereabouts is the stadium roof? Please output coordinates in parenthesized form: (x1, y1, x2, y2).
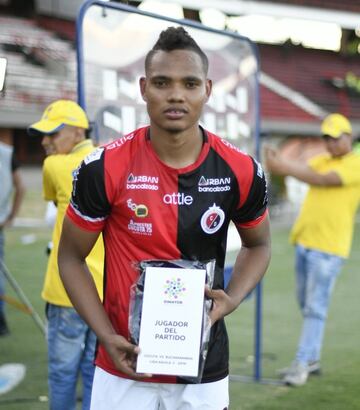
(164, 0, 360, 29)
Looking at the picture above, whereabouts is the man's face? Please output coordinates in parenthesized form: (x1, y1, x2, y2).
(140, 49, 211, 134)
(323, 133, 352, 157)
(41, 125, 82, 155)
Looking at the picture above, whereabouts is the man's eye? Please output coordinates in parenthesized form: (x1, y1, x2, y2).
(186, 82, 197, 88)
(154, 80, 167, 87)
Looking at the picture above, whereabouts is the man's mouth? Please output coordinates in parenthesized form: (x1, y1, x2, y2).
(164, 108, 187, 120)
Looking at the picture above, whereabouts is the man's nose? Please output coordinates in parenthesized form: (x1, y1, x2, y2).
(42, 135, 50, 146)
(167, 85, 185, 102)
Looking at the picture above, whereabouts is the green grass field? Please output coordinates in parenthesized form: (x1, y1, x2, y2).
(1, 219, 360, 409)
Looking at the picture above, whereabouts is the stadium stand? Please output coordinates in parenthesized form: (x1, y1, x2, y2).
(0, 0, 360, 163)
(0, 16, 76, 125)
(259, 44, 360, 121)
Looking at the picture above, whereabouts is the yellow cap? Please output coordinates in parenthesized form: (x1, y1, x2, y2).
(321, 113, 352, 139)
(28, 99, 89, 136)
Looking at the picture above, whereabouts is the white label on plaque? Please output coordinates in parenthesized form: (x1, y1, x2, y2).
(136, 266, 206, 377)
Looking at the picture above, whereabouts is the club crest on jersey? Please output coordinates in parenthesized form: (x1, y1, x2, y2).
(200, 204, 225, 234)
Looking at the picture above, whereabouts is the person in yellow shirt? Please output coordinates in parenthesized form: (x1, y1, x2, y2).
(265, 113, 360, 387)
(28, 100, 104, 410)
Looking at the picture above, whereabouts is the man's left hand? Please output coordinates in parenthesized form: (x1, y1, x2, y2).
(205, 286, 237, 325)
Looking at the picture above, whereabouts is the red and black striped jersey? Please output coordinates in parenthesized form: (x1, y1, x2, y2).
(67, 126, 268, 384)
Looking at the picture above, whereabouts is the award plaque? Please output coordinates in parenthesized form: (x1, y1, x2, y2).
(136, 266, 206, 377)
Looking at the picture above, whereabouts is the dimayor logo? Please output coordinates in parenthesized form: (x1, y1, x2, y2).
(200, 203, 225, 234)
(84, 147, 104, 165)
(164, 278, 186, 300)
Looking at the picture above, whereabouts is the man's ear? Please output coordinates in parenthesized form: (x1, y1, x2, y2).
(205, 79, 212, 102)
(139, 76, 147, 102)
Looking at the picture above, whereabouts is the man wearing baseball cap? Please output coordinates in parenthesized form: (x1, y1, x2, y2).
(265, 113, 360, 386)
(28, 99, 90, 155)
(28, 100, 104, 410)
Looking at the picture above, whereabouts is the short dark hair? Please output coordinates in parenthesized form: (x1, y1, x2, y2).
(145, 26, 209, 74)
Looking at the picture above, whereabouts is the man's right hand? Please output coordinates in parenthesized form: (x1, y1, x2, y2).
(101, 334, 152, 379)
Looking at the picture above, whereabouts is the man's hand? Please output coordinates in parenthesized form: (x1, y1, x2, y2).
(263, 146, 287, 176)
(205, 286, 237, 326)
(264, 145, 342, 186)
(101, 334, 152, 379)
(0, 215, 14, 229)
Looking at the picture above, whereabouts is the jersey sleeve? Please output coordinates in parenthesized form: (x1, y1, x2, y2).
(335, 154, 360, 186)
(232, 158, 268, 229)
(66, 148, 111, 232)
(308, 153, 328, 170)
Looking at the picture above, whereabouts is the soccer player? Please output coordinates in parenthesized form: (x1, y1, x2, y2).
(58, 27, 271, 409)
(265, 113, 360, 386)
(28, 100, 104, 410)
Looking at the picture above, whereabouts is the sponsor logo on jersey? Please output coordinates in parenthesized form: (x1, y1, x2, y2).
(253, 160, 268, 205)
(198, 176, 231, 192)
(127, 199, 149, 218)
(221, 139, 247, 155)
(163, 193, 193, 205)
(84, 147, 104, 164)
(71, 166, 80, 197)
(128, 219, 152, 235)
(126, 173, 159, 190)
(254, 159, 264, 178)
(200, 204, 225, 234)
(106, 133, 135, 150)
(126, 198, 149, 218)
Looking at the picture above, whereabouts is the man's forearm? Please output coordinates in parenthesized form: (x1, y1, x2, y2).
(205, 239, 270, 326)
(58, 257, 116, 342)
(8, 171, 26, 223)
(9, 188, 25, 220)
(226, 243, 271, 310)
(272, 157, 341, 186)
